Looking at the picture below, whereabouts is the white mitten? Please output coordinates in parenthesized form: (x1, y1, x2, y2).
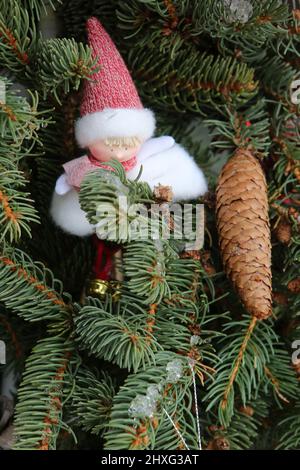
(55, 173, 72, 195)
(50, 188, 95, 237)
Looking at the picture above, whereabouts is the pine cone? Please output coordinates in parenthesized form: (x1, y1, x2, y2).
(153, 184, 174, 202)
(239, 405, 254, 417)
(216, 149, 272, 320)
(206, 436, 230, 451)
(200, 250, 216, 275)
(180, 250, 201, 261)
(287, 278, 300, 294)
(274, 219, 292, 244)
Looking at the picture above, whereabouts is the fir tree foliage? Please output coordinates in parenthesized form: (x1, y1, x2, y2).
(0, 0, 299, 450)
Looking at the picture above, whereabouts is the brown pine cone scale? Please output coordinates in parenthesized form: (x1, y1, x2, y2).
(216, 149, 272, 320)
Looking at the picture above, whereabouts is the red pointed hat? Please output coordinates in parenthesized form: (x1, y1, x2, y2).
(75, 17, 155, 148)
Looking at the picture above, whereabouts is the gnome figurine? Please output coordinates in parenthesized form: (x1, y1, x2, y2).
(50, 17, 207, 296)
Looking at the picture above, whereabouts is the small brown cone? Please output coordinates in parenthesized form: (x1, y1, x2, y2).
(153, 184, 174, 203)
(216, 149, 272, 320)
(287, 278, 300, 294)
(206, 436, 230, 451)
(239, 405, 254, 417)
(274, 219, 292, 245)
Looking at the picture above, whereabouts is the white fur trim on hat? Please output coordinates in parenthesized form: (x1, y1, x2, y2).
(75, 108, 156, 148)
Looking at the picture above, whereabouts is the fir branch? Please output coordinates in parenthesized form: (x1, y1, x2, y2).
(0, 79, 52, 151)
(199, 0, 290, 64)
(1, 0, 299, 451)
(13, 336, 74, 450)
(0, 175, 39, 243)
(0, 23, 30, 65)
(163, 0, 179, 29)
(155, 298, 219, 385)
(116, 0, 198, 53)
(0, 306, 43, 369)
(104, 352, 198, 450)
(69, 367, 116, 436)
(0, 248, 70, 322)
(205, 99, 271, 155)
(35, 38, 99, 104)
(276, 404, 300, 449)
(79, 163, 154, 242)
(23, 0, 62, 20)
(261, 346, 299, 406)
(204, 316, 277, 427)
(258, 56, 300, 116)
(74, 294, 162, 372)
(221, 317, 257, 410)
(131, 49, 257, 114)
(0, 100, 17, 121)
(205, 396, 269, 450)
(123, 240, 179, 304)
(0, 0, 38, 72)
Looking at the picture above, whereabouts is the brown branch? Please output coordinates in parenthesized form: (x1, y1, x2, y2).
(0, 190, 20, 222)
(264, 365, 289, 403)
(134, 68, 256, 97)
(37, 351, 72, 450)
(162, 0, 179, 35)
(128, 421, 150, 449)
(0, 101, 17, 121)
(221, 316, 257, 409)
(122, 304, 157, 347)
(164, 0, 179, 28)
(0, 27, 29, 64)
(288, 22, 300, 35)
(0, 257, 66, 307)
(145, 303, 157, 345)
(256, 15, 273, 24)
(168, 77, 257, 96)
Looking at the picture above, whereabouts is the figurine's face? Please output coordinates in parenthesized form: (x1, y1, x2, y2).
(88, 140, 142, 162)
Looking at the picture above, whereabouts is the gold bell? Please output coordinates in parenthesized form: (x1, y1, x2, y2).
(86, 278, 110, 298)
